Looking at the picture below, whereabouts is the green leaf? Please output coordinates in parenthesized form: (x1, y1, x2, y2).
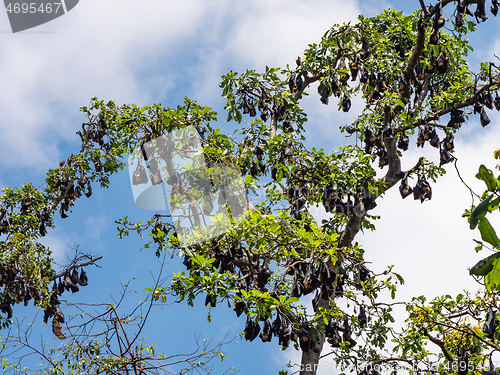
(475, 165, 499, 191)
(485, 257, 500, 290)
(285, 297, 299, 304)
(478, 217, 500, 247)
(470, 195, 493, 229)
(470, 252, 500, 276)
(432, 45, 439, 57)
(489, 197, 500, 212)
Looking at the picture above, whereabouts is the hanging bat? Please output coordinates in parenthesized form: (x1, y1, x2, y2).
(362, 185, 377, 211)
(457, 348, 468, 375)
(334, 267, 346, 297)
(380, 119, 393, 138)
(433, 2, 445, 29)
(342, 97, 352, 112)
(285, 256, 299, 276)
(483, 356, 497, 375)
(259, 319, 273, 343)
(350, 55, 360, 81)
(481, 108, 491, 127)
(475, 0, 488, 21)
(302, 264, 318, 295)
(79, 269, 88, 286)
(71, 269, 81, 285)
(44, 304, 55, 323)
(59, 205, 68, 219)
(244, 316, 260, 341)
(63, 272, 79, 293)
(359, 70, 369, 84)
(359, 36, 370, 59)
(39, 222, 47, 237)
(330, 76, 341, 97)
(442, 135, 454, 151)
(415, 64, 424, 80)
(257, 262, 271, 287)
(413, 83, 423, 105)
(183, 254, 192, 270)
(21, 198, 31, 215)
(326, 320, 342, 348)
(448, 107, 465, 128)
(325, 318, 337, 339)
(23, 285, 32, 306)
(493, 91, 500, 111)
(291, 271, 303, 298)
(85, 180, 92, 198)
(429, 132, 440, 148)
(299, 321, 313, 352)
(52, 319, 66, 340)
(57, 278, 64, 295)
(483, 306, 498, 339)
(250, 162, 259, 177)
(397, 133, 409, 151)
(318, 262, 331, 283)
(318, 82, 330, 105)
(359, 265, 370, 283)
(368, 72, 376, 88)
(358, 306, 367, 327)
(375, 72, 387, 92)
(436, 52, 449, 74)
(413, 178, 432, 202)
(260, 106, 269, 122)
(148, 158, 162, 185)
(272, 314, 282, 337)
(205, 293, 216, 308)
(99, 117, 108, 130)
(50, 279, 57, 298)
(233, 301, 245, 317)
(378, 150, 388, 168)
(288, 73, 298, 92)
(54, 305, 64, 324)
(240, 95, 250, 114)
(94, 157, 103, 173)
(483, 91, 494, 109)
(492, 0, 500, 16)
(282, 116, 293, 132)
(0, 301, 12, 319)
(338, 58, 350, 85)
(342, 316, 356, 347)
(278, 319, 291, 347)
(455, 14, 464, 27)
(457, 0, 466, 13)
(474, 99, 483, 114)
(429, 29, 440, 45)
(312, 291, 320, 311)
(416, 128, 425, 148)
(398, 75, 408, 91)
(133, 159, 148, 185)
(44, 294, 60, 323)
(440, 149, 454, 166)
(248, 99, 256, 117)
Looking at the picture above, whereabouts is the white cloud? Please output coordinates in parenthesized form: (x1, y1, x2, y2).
(0, 0, 367, 171)
(2, 1, 500, 372)
(41, 232, 73, 264)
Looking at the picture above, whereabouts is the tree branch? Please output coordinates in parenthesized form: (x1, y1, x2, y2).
(50, 255, 102, 281)
(422, 329, 454, 362)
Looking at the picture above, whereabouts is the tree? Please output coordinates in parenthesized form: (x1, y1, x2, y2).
(1, 0, 500, 374)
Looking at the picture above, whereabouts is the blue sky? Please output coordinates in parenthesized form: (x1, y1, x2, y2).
(1, 1, 500, 374)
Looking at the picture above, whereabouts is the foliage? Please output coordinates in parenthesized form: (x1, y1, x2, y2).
(1, 0, 500, 374)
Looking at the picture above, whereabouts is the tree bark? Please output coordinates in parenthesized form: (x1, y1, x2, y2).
(299, 134, 402, 374)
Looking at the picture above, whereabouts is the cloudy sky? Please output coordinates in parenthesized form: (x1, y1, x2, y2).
(0, 0, 500, 374)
